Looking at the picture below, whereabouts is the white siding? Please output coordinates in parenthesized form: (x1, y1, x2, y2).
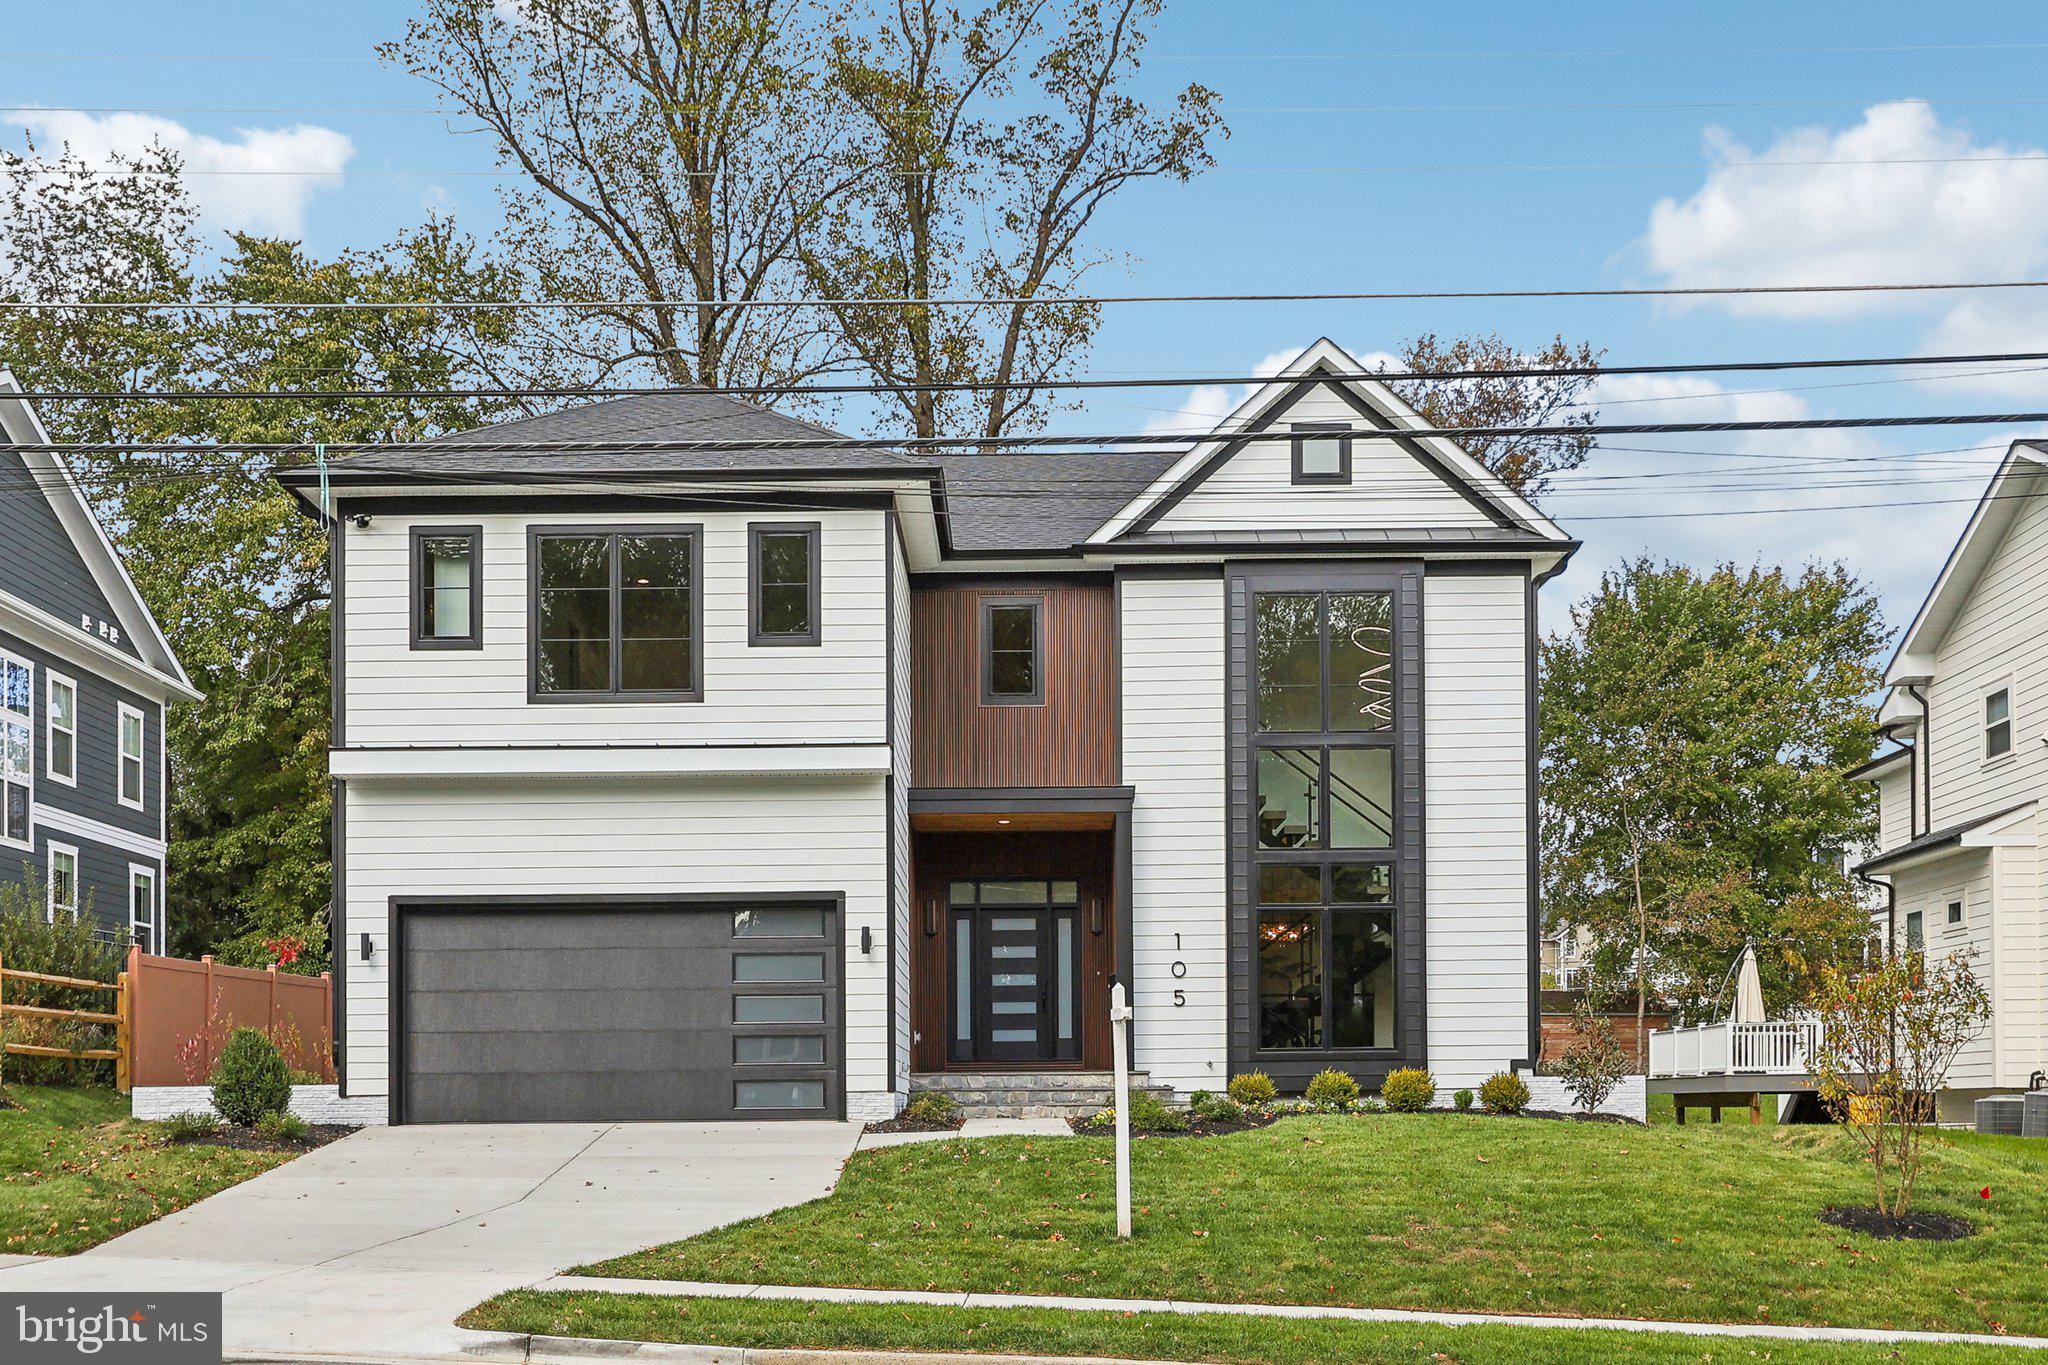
(1423, 572, 1531, 1089)
(340, 775, 890, 1102)
(1892, 852, 1998, 1087)
(1153, 384, 1497, 534)
(887, 523, 912, 1106)
(1875, 762, 1911, 853)
(1120, 575, 1229, 1094)
(341, 508, 887, 745)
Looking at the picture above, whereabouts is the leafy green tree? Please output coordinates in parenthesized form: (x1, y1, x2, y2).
(1541, 560, 1889, 1045)
(1388, 333, 1601, 496)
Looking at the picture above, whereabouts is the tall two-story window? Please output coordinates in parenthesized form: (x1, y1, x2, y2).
(45, 673, 76, 786)
(411, 526, 483, 649)
(0, 651, 30, 849)
(748, 523, 820, 646)
(117, 704, 146, 811)
(1252, 590, 1396, 1052)
(1984, 686, 2012, 760)
(532, 527, 702, 700)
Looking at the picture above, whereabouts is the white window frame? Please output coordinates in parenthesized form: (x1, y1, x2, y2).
(1942, 886, 1967, 934)
(47, 842, 79, 923)
(128, 864, 158, 953)
(117, 702, 146, 811)
(1903, 907, 1925, 953)
(0, 648, 32, 852)
(45, 670, 77, 788)
(1982, 681, 2015, 764)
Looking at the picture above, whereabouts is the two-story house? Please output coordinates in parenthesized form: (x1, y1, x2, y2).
(277, 340, 1575, 1125)
(1, 374, 198, 949)
(1852, 439, 2047, 1121)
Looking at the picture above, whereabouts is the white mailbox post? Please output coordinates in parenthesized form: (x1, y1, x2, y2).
(1109, 979, 1134, 1238)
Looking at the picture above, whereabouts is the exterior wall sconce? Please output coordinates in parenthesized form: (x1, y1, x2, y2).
(861, 925, 874, 954)
(361, 933, 374, 962)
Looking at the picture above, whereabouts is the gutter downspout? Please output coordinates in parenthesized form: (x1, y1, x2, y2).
(1903, 684, 1933, 837)
(1856, 868, 1897, 959)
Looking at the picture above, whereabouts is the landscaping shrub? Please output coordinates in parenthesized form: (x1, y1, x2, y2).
(254, 1110, 313, 1144)
(156, 1111, 221, 1143)
(1189, 1091, 1245, 1124)
(1557, 1002, 1630, 1114)
(209, 1028, 292, 1126)
(1453, 1088, 1473, 1111)
(1226, 1071, 1277, 1106)
(1304, 1068, 1360, 1111)
(1380, 1068, 1436, 1113)
(902, 1090, 959, 1125)
(1080, 1089, 1186, 1132)
(1478, 1071, 1530, 1116)
(0, 884, 120, 1087)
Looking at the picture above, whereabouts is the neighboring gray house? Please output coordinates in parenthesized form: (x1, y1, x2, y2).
(269, 339, 1575, 1127)
(0, 374, 198, 949)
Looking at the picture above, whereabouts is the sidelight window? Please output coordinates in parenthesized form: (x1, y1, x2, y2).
(532, 527, 701, 700)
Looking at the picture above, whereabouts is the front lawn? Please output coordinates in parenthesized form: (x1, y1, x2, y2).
(464, 1292, 2040, 1364)
(0, 1086, 294, 1254)
(584, 1115, 2046, 1335)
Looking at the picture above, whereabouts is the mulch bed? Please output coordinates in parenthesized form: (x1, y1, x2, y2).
(1821, 1206, 1976, 1241)
(173, 1124, 354, 1154)
(864, 1115, 965, 1135)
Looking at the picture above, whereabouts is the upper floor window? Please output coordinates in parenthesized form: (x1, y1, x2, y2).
(1291, 422, 1353, 485)
(1, 651, 29, 849)
(532, 527, 702, 701)
(1984, 686, 2012, 760)
(981, 598, 1042, 705)
(749, 523, 820, 646)
(46, 672, 76, 786)
(412, 526, 482, 649)
(117, 703, 145, 810)
(1255, 591, 1393, 733)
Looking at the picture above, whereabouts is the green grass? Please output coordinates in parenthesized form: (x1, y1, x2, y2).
(584, 1115, 2046, 1336)
(0, 1085, 292, 1255)
(1644, 1091, 1779, 1126)
(462, 1291, 2043, 1364)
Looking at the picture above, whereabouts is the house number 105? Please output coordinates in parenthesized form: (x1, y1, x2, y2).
(1171, 933, 1187, 1005)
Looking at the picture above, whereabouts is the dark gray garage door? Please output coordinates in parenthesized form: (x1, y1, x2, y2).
(396, 901, 841, 1124)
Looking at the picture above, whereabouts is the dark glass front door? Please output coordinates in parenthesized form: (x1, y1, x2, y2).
(948, 879, 1081, 1064)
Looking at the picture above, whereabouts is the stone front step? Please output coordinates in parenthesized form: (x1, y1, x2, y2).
(911, 1070, 1175, 1119)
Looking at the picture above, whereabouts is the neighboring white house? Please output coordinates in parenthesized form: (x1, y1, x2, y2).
(1850, 440, 2048, 1123)
(271, 339, 1575, 1126)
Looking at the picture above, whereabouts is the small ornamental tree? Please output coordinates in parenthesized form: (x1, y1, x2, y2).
(1556, 1002, 1630, 1115)
(1809, 951, 1989, 1220)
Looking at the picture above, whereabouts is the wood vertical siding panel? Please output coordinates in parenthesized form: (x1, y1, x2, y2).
(909, 584, 1116, 787)
(1120, 576, 1229, 1094)
(342, 508, 888, 744)
(341, 775, 890, 1100)
(1423, 573, 1531, 1089)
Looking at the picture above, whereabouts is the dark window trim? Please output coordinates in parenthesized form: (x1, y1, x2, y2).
(525, 523, 704, 704)
(979, 594, 1045, 706)
(748, 521, 822, 647)
(1289, 421, 1353, 486)
(408, 525, 484, 651)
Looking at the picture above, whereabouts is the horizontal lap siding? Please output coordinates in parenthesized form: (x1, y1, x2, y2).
(1152, 387, 1496, 533)
(0, 446, 139, 656)
(1120, 576, 1228, 1094)
(1423, 572, 1531, 1089)
(1893, 856, 1999, 1086)
(341, 775, 889, 1101)
(342, 509, 887, 745)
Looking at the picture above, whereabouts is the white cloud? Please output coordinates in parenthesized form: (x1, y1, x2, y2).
(1643, 101, 2048, 321)
(1139, 344, 1400, 437)
(11, 109, 354, 238)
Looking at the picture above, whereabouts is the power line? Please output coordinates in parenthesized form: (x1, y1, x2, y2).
(14, 347, 2048, 403)
(11, 279, 2048, 312)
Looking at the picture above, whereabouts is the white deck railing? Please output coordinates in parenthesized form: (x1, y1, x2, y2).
(1647, 1018, 1824, 1078)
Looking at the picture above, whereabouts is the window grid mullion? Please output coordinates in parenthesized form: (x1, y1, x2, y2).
(608, 532, 624, 694)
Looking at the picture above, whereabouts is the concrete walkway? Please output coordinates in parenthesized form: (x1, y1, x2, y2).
(0, 1121, 861, 1361)
(530, 1275, 2048, 1353)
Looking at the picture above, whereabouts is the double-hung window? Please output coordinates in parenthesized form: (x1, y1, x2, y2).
(46, 672, 76, 786)
(1984, 686, 2013, 760)
(117, 703, 146, 811)
(532, 527, 702, 700)
(1251, 589, 1397, 1053)
(130, 865, 158, 952)
(47, 843, 78, 923)
(411, 526, 483, 649)
(1, 651, 30, 849)
(749, 523, 820, 646)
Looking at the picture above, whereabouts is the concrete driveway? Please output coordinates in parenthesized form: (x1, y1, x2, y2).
(0, 1120, 862, 1361)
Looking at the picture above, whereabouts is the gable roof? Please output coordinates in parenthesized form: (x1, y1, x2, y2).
(1885, 440, 2048, 684)
(0, 372, 198, 699)
(1088, 339, 1571, 545)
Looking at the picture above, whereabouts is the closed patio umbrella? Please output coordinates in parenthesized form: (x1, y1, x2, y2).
(1730, 944, 1767, 1024)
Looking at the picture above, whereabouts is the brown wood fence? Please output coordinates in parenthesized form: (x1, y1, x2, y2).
(126, 947, 333, 1088)
(0, 953, 131, 1089)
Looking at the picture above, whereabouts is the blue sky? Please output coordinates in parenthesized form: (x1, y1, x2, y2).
(9, 2, 2048, 632)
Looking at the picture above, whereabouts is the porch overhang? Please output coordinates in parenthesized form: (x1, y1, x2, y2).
(1855, 801, 2035, 876)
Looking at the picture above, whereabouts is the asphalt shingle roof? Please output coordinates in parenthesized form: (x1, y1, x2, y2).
(932, 452, 1177, 552)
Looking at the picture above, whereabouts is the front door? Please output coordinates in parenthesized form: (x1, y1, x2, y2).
(949, 879, 1082, 1064)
